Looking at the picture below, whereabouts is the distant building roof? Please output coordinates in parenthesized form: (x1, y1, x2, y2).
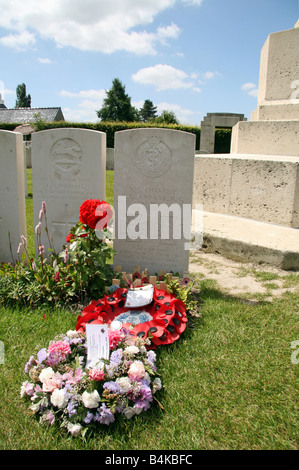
(0, 107, 65, 123)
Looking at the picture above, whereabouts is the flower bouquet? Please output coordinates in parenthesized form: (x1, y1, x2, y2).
(21, 326, 162, 437)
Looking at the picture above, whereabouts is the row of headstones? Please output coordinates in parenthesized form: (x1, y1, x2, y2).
(0, 127, 195, 276)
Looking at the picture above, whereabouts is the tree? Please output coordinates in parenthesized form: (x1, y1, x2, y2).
(139, 99, 158, 122)
(96, 78, 138, 122)
(15, 83, 31, 108)
(155, 110, 179, 124)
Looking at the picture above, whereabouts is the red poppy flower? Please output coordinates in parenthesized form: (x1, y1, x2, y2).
(153, 286, 176, 305)
(133, 272, 141, 279)
(180, 277, 191, 286)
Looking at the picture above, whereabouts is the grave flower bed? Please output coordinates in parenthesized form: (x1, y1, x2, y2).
(20, 198, 196, 437)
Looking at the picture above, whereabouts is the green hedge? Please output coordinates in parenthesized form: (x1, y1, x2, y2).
(0, 121, 232, 153)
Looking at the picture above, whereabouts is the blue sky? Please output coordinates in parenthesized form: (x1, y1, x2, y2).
(0, 0, 298, 125)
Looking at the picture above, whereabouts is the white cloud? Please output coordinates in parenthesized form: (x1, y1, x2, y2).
(241, 82, 258, 97)
(60, 89, 106, 100)
(156, 101, 202, 124)
(0, 0, 202, 54)
(59, 88, 106, 122)
(241, 82, 256, 91)
(0, 30, 36, 51)
(62, 107, 98, 123)
(132, 64, 198, 91)
(37, 57, 55, 64)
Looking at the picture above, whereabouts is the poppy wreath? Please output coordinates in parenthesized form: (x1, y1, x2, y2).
(76, 286, 188, 349)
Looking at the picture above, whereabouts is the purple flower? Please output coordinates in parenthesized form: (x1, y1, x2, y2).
(67, 399, 78, 417)
(96, 403, 115, 426)
(84, 412, 94, 424)
(37, 348, 47, 364)
(110, 349, 123, 367)
(46, 350, 64, 367)
(132, 384, 153, 411)
(103, 381, 121, 394)
(24, 356, 36, 373)
(45, 410, 55, 426)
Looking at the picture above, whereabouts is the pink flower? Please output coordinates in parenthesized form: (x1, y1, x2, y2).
(42, 372, 63, 393)
(35, 222, 42, 234)
(48, 341, 71, 359)
(21, 235, 27, 249)
(39, 201, 47, 220)
(39, 245, 44, 256)
(89, 368, 105, 381)
(64, 248, 68, 264)
(108, 330, 121, 349)
(54, 271, 60, 282)
(128, 360, 146, 381)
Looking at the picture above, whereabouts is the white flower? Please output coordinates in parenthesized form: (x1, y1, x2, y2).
(124, 345, 139, 355)
(20, 381, 29, 398)
(116, 377, 132, 394)
(110, 320, 122, 331)
(153, 377, 162, 393)
(82, 390, 100, 409)
(50, 388, 68, 409)
(67, 423, 82, 436)
(66, 330, 80, 339)
(39, 367, 54, 383)
(123, 406, 136, 419)
(133, 406, 143, 415)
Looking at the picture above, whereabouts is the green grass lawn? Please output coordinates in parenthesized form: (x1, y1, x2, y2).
(0, 169, 298, 450)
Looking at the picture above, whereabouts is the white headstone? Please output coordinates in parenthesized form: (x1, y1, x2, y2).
(32, 128, 106, 255)
(113, 128, 195, 276)
(0, 130, 26, 262)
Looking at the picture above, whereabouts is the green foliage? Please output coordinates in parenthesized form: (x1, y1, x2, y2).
(97, 78, 137, 122)
(0, 205, 114, 309)
(139, 99, 158, 122)
(15, 83, 31, 108)
(214, 128, 232, 153)
(0, 121, 231, 154)
(154, 110, 179, 124)
(164, 275, 198, 314)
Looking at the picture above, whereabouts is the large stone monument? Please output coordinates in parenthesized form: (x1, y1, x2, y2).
(113, 128, 195, 276)
(0, 130, 26, 262)
(199, 113, 246, 154)
(192, 20, 299, 268)
(32, 128, 106, 255)
(231, 20, 299, 156)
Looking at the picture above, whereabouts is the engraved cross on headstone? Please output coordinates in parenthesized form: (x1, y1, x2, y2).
(52, 203, 78, 247)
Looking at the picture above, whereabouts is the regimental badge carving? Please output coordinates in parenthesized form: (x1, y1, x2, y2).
(136, 137, 172, 177)
(50, 138, 82, 179)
